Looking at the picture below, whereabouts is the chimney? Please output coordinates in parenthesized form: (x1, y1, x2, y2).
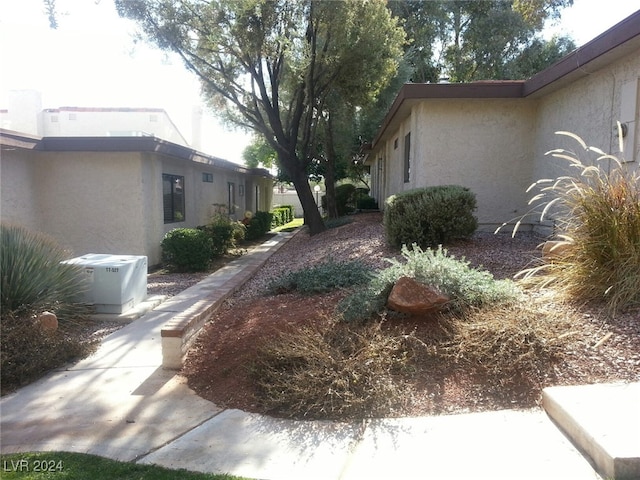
(191, 105, 203, 150)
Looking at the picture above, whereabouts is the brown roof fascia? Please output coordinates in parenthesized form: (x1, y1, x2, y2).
(523, 9, 640, 97)
(370, 10, 640, 151)
(0, 129, 272, 178)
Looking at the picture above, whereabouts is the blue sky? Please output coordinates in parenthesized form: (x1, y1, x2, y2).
(1, 0, 639, 163)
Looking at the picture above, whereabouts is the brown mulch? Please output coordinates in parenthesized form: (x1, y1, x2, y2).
(181, 213, 640, 419)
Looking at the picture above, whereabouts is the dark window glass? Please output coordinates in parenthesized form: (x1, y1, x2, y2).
(162, 174, 185, 223)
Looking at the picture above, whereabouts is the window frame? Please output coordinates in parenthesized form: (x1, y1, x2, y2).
(403, 132, 411, 183)
(162, 173, 185, 223)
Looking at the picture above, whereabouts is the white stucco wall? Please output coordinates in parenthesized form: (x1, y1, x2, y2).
(40, 109, 188, 146)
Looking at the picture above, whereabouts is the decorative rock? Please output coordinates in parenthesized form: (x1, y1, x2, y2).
(37, 311, 58, 333)
(542, 240, 573, 261)
(387, 276, 449, 315)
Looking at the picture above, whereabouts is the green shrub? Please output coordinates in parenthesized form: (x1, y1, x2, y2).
(267, 260, 374, 295)
(270, 207, 288, 228)
(200, 206, 245, 255)
(338, 244, 521, 322)
(356, 194, 378, 210)
(246, 211, 273, 240)
(335, 183, 357, 216)
(505, 129, 640, 314)
(0, 224, 88, 316)
(231, 221, 247, 245)
(271, 205, 294, 226)
(161, 228, 213, 272)
(281, 205, 295, 223)
(384, 185, 478, 249)
(199, 224, 234, 256)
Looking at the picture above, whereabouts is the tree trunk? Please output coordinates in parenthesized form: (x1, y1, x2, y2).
(324, 117, 339, 219)
(281, 153, 326, 235)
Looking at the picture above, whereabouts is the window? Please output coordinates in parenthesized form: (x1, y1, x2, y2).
(202, 172, 213, 183)
(228, 182, 236, 214)
(394, 138, 398, 149)
(403, 132, 411, 183)
(163, 174, 185, 223)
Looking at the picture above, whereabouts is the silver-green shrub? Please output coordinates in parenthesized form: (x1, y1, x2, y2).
(267, 260, 374, 295)
(338, 244, 521, 322)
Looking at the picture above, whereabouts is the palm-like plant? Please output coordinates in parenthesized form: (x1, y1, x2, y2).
(1, 224, 88, 317)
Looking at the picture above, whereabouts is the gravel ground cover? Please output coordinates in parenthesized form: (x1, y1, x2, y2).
(179, 212, 640, 418)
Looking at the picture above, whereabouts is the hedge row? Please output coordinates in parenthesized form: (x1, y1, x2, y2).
(271, 205, 294, 228)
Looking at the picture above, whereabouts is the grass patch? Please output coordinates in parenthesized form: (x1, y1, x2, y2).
(0, 452, 251, 480)
(272, 217, 304, 232)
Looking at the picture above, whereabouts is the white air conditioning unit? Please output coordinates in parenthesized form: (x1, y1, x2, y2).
(63, 254, 148, 314)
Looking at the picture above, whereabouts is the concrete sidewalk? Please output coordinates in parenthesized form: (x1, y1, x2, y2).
(1, 231, 637, 479)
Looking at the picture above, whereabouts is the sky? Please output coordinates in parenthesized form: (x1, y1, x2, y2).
(1, 0, 639, 164)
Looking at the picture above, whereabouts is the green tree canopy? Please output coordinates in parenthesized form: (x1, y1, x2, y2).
(117, 0, 404, 234)
(388, 0, 575, 82)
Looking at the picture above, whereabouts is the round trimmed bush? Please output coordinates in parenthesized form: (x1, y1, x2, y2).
(384, 185, 478, 249)
(161, 228, 214, 272)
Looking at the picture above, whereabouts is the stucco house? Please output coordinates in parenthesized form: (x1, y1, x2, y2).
(0, 129, 273, 266)
(365, 11, 639, 234)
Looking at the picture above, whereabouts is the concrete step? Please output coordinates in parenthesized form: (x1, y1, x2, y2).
(542, 382, 640, 480)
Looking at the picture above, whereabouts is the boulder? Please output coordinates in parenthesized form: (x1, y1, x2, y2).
(37, 311, 58, 333)
(387, 276, 449, 315)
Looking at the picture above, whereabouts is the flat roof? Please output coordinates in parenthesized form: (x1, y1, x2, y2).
(0, 128, 272, 178)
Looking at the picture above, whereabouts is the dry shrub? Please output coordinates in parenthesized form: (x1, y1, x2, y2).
(0, 311, 93, 393)
(252, 320, 414, 420)
(500, 129, 640, 314)
(448, 301, 576, 391)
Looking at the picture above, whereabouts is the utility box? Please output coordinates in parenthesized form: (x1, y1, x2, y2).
(63, 254, 148, 314)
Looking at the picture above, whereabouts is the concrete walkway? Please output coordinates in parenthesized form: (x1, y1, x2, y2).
(1, 232, 638, 479)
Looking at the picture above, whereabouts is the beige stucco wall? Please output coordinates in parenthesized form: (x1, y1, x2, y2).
(532, 50, 640, 182)
(1, 146, 274, 267)
(370, 98, 536, 230)
(530, 50, 640, 233)
(0, 149, 42, 232)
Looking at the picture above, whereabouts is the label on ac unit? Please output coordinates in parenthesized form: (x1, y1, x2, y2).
(83, 267, 95, 283)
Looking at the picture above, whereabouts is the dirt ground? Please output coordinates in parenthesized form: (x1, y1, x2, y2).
(182, 213, 640, 419)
